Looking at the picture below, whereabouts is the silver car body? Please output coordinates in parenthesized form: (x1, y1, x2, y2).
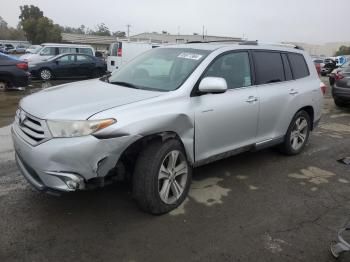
(12, 43, 323, 192)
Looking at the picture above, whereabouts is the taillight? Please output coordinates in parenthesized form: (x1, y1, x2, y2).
(117, 48, 122, 57)
(16, 62, 28, 70)
(320, 82, 327, 95)
(335, 72, 344, 80)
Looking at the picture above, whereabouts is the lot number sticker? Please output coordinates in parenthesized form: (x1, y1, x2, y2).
(178, 52, 203, 60)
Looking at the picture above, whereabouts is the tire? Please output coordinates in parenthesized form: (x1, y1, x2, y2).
(39, 68, 53, 81)
(132, 138, 192, 215)
(334, 98, 347, 107)
(280, 110, 311, 155)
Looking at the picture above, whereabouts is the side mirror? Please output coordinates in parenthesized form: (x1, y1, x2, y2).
(198, 77, 227, 94)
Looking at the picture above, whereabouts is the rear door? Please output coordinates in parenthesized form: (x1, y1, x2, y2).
(253, 51, 307, 142)
(76, 55, 95, 76)
(193, 51, 259, 161)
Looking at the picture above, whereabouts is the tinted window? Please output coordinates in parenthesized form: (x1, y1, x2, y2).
(203, 52, 252, 89)
(281, 54, 293, 81)
(253, 51, 285, 84)
(58, 47, 70, 54)
(288, 53, 309, 79)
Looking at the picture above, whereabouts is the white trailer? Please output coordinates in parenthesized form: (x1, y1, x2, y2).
(107, 41, 161, 72)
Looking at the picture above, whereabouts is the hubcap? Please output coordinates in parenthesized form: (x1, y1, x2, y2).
(40, 70, 51, 80)
(290, 116, 308, 150)
(158, 150, 188, 204)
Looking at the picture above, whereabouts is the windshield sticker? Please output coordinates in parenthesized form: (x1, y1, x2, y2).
(178, 52, 203, 60)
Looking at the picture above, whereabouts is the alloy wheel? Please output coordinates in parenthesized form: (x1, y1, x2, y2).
(0, 81, 6, 90)
(40, 69, 51, 80)
(158, 150, 188, 204)
(290, 116, 309, 151)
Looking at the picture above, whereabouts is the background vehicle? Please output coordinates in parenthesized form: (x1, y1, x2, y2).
(313, 58, 325, 68)
(25, 45, 41, 54)
(20, 43, 95, 64)
(107, 41, 160, 72)
(321, 61, 337, 76)
(12, 43, 323, 214)
(1, 44, 15, 54)
(0, 53, 29, 90)
(29, 53, 107, 80)
(331, 60, 350, 107)
(7, 45, 27, 54)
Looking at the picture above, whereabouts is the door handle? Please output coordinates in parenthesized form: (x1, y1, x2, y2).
(245, 96, 258, 103)
(289, 89, 298, 95)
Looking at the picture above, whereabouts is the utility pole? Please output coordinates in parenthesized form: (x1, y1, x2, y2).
(202, 25, 205, 40)
(126, 24, 131, 38)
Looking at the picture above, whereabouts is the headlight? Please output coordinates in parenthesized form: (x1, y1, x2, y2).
(47, 119, 116, 138)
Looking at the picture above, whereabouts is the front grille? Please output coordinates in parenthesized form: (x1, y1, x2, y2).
(15, 108, 50, 146)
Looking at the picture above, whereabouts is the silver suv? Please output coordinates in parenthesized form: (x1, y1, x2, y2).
(12, 43, 324, 214)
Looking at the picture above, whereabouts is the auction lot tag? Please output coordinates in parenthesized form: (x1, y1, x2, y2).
(178, 52, 203, 60)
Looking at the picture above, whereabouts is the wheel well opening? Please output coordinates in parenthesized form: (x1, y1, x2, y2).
(300, 106, 314, 129)
(116, 132, 184, 181)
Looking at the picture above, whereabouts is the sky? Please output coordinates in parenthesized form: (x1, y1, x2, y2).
(1, 0, 349, 44)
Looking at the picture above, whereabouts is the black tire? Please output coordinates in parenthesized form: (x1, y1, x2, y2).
(334, 98, 347, 107)
(39, 68, 53, 81)
(280, 110, 311, 155)
(0, 79, 9, 91)
(132, 138, 192, 215)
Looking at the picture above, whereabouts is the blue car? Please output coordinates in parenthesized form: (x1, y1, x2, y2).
(29, 53, 107, 81)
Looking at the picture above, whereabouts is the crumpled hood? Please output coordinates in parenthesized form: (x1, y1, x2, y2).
(20, 79, 162, 120)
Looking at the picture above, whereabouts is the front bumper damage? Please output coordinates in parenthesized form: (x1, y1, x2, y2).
(12, 124, 141, 193)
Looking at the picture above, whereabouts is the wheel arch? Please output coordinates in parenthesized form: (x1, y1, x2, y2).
(298, 105, 315, 130)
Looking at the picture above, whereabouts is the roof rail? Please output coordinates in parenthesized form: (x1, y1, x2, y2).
(239, 40, 258, 45)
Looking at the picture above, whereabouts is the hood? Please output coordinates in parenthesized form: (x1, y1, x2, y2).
(20, 79, 162, 120)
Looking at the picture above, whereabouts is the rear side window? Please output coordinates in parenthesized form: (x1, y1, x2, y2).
(288, 53, 309, 79)
(253, 51, 285, 84)
(281, 54, 293, 81)
(79, 48, 93, 55)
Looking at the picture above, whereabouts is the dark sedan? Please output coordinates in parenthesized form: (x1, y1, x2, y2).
(30, 53, 107, 80)
(0, 53, 30, 90)
(331, 61, 350, 107)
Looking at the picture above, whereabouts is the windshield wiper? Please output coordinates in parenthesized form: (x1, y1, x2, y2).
(109, 81, 140, 89)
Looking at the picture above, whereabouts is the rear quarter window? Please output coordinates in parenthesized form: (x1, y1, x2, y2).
(253, 51, 285, 85)
(79, 48, 93, 55)
(288, 53, 309, 79)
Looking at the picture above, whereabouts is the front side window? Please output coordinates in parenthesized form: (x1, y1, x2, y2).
(40, 47, 56, 56)
(203, 52, 252, 89)
(108, 48, 210, 91)
(288, 53, 309, 79)
(79, 48, 93, 55)
(253, 51, 285, 85)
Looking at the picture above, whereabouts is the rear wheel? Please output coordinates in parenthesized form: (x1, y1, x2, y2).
(39, 68, 53, 81)
(0, 80, 8, 91)
(280, 110, 311, 155)
(133, 139, 191, 215)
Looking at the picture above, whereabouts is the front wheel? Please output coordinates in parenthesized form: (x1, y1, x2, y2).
(133, 139, 192, 215)
(280, 110, 311, 155)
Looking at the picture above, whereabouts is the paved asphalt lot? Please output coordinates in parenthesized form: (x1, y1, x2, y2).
(0, 78, 350, 262)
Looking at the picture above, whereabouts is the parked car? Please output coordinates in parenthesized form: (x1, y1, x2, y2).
(331, 60, 350, 107)
(0, 53, 30, 90)
(313, 58, 325, 68)
(7, 45, 27, 54)
(25, 45, 41, 54)
(20, 43, 95, 64)
(12, 43, 323, 214)
(29, 53, 107, 80)
(321, 61, 337, 76)
(1, 44, 15, 54)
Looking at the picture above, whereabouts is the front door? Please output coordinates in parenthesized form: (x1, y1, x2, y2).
(193, 51, 259, 162)
(54, 54, 76, 77)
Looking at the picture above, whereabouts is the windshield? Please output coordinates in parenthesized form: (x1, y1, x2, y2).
(30, 45, 42, 54)
(108, 48, 210, 91)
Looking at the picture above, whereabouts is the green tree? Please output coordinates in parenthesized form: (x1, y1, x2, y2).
(0, 17, 26, 40)
(19, 5, 62, 44)
(112, 31, 126, 37)
(93, 23, 111, 36)
(335, 46, 350, 56)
